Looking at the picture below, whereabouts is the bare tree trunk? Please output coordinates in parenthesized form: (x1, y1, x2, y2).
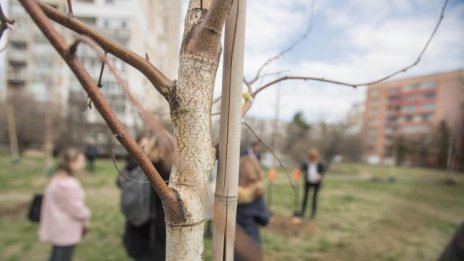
(165, 1, 233, 259)
(5, 100, 20, 163)
(212, 0, 246, 259)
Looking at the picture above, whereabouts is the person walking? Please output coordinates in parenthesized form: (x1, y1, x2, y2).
(119, 131, 173, 261)
(84, 141, 98, 174)
(39, 148, 91, 261)
(300, 148, 325, 220)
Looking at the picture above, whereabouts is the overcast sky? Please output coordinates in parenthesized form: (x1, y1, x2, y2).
(1, 1, 463, 123)
(196, 0, 464, 123)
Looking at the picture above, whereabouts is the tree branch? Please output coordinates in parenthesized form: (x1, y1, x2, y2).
(242, 121, 295, 189)
(19, 0, 185, 222)
(253, 0, 449, 96)
(72, 36, 166, 132)
(248, 0, 317, 85)
(0, 2, 15, 40)
(38, 1, 175, 98)
(184, 0, 233, 59)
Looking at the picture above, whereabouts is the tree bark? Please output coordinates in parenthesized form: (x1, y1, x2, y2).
(165, 1, 232, 259)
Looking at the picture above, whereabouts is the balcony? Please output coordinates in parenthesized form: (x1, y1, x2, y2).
(7, 71, 27, 83)
(8, 50, 28, 61)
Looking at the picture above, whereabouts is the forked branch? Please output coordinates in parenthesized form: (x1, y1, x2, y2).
(0, 2, 15, 40)
(248, 0, 317, 85)
(18, 0, 185, 222)
(38, 1, 174, 97)
(253, 0, 449, 96)
(184, 0, 234, 59)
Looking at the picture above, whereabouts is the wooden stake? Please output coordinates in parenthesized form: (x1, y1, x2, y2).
(212, 0, 246, 260)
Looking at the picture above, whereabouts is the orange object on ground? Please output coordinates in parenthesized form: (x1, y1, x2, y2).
(267, 168, 277, 182)
(292, 169, 302, 181)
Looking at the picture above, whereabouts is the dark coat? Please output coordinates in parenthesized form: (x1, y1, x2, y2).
(439, 222, 464, 261)
(300, 162, 326, 184)
(236, 196, 271, 244)
(84, 145, 98, 160)
(122, 160, 170, 261)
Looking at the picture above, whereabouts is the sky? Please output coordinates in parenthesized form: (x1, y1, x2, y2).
(1, 1, 463, 123)
(189, 0, 464, 123)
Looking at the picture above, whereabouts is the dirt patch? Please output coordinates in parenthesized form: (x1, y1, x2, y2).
(0, 202, 29, 218)
(267, 214, 317, 237)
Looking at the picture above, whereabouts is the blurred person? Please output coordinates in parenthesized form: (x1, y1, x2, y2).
(119, 131, 173, 261)
(235, 156, 271, 261)
(84, 140, 99, 173)
(39, 148, 91, 261)
(240, 141, 262, 161)
(439, 221, 464, 261)
(300, 148, 326, 220)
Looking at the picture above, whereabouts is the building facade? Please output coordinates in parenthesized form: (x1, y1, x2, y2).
(362, 70, 464, 165)
(3, 0, 180, 151)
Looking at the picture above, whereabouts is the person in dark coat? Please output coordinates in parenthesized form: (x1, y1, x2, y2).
(439, 221, 464, 261)
(235, 156, 271, 261)
(84, 141, 98, 173)
(119, 132, 174, 261)
(300, 148, 325, 220)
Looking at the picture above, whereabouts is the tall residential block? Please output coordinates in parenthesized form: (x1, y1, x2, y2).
(3, 0, 180, 149)
(362, 70, 464, 164)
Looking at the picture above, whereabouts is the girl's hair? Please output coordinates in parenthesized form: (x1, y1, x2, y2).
(137, 131, 175, 170)
(239, 156, 263, 187)
(307, 148, 320, 162)
(56, 148, 82, 175)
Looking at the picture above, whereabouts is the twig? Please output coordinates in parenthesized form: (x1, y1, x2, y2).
(111, 134, 149, 184)
(0, 2, 15, 40)
(242, 121, 295, 189)
(97, 52, 106, 88)
(253, 0, 449, 96)
(66, 0, 73, 16)
(17, 0, 178, 208)
(248, 0, 317, 85)
(38, 1, 174, 97)
(71, 35, 167, 136)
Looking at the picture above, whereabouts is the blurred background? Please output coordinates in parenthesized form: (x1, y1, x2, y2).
(0, 0, 463, 260)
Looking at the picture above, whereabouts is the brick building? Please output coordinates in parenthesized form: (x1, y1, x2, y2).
(363, 70, 464, 165)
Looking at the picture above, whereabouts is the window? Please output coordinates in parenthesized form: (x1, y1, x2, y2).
(420, 81, 436, 89)
(422, 114, 432, 122)
(400, 125, 432, 134)
(369, 90, 379, 98)
(424, 92, 435, 99)
(11, 41, 27, 50)
(423, 104, 435, 111)
(403, 83, 419, 91)
(401, 105, 416, 113)
(413, 115, 422, 123)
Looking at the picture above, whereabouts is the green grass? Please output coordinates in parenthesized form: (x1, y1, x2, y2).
(0, 156, 463, 260)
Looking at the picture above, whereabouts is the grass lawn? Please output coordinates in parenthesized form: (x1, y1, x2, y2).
(0, 155, 463, 260)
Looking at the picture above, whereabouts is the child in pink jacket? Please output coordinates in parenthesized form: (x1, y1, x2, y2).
(39, 148, 91, 261)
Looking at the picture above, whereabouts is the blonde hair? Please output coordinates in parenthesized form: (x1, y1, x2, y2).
(138, 131, 174, 170)
(238, 156, 264, 203)
(56, 148, 82, 175)
(307, 148, 320, 162)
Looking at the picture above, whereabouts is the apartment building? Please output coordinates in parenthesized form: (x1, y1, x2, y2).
(4, 0, 180, 149)
(362, 70, 464, 164)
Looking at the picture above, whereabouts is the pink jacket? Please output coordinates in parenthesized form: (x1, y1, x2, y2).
(39, 174, 90, 246)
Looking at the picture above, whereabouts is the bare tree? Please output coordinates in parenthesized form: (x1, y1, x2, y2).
(1, 0, 449, 260)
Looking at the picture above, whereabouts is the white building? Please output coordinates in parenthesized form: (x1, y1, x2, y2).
(3, 0, 180, 148)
